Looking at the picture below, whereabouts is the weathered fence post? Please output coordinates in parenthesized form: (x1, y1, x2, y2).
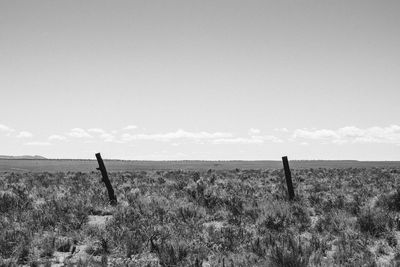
(282, 156, 295, 200)
(95, 153, 117, 206)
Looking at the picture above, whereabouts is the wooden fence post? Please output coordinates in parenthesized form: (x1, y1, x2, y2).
(282, 156, 295, 200)
(95, 153, 117, 206)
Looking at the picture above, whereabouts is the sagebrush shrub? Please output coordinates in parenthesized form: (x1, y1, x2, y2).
(152, 241, 188, 267)
(315, 211, 348, 234)
(290, 203, 311, 231)
(333, 231, 374, 266)
(257, 201, 291, 233)
(0, 228, 29, 259)
(269, 234, 311, 267)
(358, 208, 390, 237)
(0, 190, 17, 213)
(377, 189, 400, 212)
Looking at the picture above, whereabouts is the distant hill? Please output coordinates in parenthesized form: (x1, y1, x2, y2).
(0, 155, 47, 160)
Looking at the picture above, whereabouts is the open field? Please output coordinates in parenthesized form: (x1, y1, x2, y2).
(1, 159, 400, 172)
(2, 167, 400, 266)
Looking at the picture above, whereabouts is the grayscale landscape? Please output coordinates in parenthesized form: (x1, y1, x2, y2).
(1, 0, 400, 266)
(2, 160, 400, 266)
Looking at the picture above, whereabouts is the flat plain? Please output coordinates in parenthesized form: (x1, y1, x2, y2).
(2, 161, 400, 266)
(1, 159, 400, 172)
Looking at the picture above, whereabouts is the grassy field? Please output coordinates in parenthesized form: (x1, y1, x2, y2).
(2, 166, 400, 266)
(0, 159, 400, 172)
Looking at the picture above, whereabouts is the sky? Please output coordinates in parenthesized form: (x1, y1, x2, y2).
(1, 0, 400, 160)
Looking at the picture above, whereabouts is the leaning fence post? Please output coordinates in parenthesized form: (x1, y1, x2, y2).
(282, 156, 295, 200)
(95, 153, 117, 206)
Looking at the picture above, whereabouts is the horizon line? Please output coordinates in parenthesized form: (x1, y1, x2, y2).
(1, 157, 400, 162)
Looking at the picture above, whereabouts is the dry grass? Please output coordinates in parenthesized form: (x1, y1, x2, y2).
(1, 167, 400, 266)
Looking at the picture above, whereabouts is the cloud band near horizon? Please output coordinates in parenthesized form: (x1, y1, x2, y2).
(1, 123, 400, 147)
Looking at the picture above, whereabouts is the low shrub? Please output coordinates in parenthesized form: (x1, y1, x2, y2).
(269, 234, 311, 267)
(333, 231, 373, 266)
(257, 202, 292, 234)
(315, 211, 348, 234)
(377, 189, 400, 212)
(358, 208, 391, 237)
(0, 228, 29, 259)
(0, 190, 23, 213)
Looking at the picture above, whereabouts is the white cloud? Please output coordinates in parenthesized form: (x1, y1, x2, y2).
(48, 135, 67, 141)
(274, 127, 289, 132)
(16, 131, 33, 138)
(352, 125, 400, 144)
(118, 129, 285, 145)
(121, 129, 233, 142)
(248, 128, 261, 135)
(25, 141, 51, 146)
(88, 128, 106, 134)
(121, 133, 134, 142)
(0, 124, 14, 134)
(101, 133, 119, 142)
(292, 125, 400, 145)
(293, 129, 340, 140)
(123, 125, 138, 130)
(244, 127, 283, 144)
(256, 135, 284, 143)
(68, 128, 93, 138)
(87, 128, 118, 142)
(213, 137, 264, 144)
(337, 126, 364, 138)
(213, 135, 283, 144)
